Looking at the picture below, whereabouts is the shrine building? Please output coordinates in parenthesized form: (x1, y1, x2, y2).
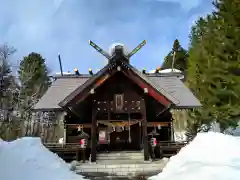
(33, 41, 201, 162)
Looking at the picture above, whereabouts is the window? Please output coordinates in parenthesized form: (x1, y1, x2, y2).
(115, 94, 124, 110)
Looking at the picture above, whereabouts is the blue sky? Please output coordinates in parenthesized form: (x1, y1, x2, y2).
(0, 0, 213, 74)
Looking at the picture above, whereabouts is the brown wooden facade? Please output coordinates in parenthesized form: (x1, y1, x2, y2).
(61, 62, 175, 162)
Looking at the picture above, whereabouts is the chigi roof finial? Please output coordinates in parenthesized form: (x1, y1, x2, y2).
(88, 40, 147, 64)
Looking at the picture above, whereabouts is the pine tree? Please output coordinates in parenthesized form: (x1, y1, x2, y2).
(187, 0, 240, 132)
(212, 0, 240, 130)
(161, 39, 188, 71)
(18, 52, 51, 111)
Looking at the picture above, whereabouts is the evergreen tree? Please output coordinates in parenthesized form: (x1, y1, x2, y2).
(18, 52, 51, 111)
(187, 0, 240, 132)
(161, 39, 188, 71)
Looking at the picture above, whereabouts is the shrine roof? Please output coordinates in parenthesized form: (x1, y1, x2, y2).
(33, 71, 201, 111)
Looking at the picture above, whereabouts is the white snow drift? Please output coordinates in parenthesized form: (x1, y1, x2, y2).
(0, 137, 85, 180)
(149, 132, 240, 180)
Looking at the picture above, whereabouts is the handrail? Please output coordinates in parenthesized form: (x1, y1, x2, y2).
(44, 143, 80, 145)
(43, 143, 82, 149)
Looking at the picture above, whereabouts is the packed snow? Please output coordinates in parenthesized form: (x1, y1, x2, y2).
(149, 132, 240, 180)
(0, 137, 85, 180)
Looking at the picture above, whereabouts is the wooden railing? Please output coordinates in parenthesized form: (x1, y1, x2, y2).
(43, 143, 82, 150)
(43, 140, 189, 160)
(43, 143, 86, 161)
(44, 141, 188, 151)
(158, 141, 188, 146)
(156, 141, 188, 157)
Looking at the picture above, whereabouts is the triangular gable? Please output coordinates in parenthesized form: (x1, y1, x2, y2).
(58, 63, 112, 107)
(58, 62, 179, 108)
(127, 63, 180, 105)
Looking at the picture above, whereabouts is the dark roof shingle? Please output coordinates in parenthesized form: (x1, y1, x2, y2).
(33, 77, 88, 110)
(147, 76, 201, 108)
(33, 73, 201, 110)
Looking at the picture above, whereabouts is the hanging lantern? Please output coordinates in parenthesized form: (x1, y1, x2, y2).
(112, 126, 116, 131)
(157, 125, 161, 130)
(150, 137, 157, 147)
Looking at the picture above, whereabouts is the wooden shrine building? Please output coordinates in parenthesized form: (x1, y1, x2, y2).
(33, 41, 201, 162)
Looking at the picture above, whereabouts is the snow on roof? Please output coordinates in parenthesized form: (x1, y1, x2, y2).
(109, 43, 129, 56)
(149, 69, 156, 73)
(55, 72, 73, 75)
(0, 137, 85, 180)
(149, 68, 182, 74)
(149, 132, 240, 180)
(160, 69, 182, 73)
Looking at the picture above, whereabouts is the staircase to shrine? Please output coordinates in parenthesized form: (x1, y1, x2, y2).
(96, 151, 144, 164)
(74, 151, 168, 178)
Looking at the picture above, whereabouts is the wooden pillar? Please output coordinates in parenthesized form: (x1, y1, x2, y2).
(170, 121, 175, 141)
(63, 113, 67, 144)
(76, 149, 80, 161)
(63, 128, 67, 144)
(91, 109, 97, 162)
(139, 121, 142, 150)
(142, 98, 149, 161)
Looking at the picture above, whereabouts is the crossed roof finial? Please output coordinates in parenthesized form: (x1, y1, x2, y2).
(88, 40, 147, 63)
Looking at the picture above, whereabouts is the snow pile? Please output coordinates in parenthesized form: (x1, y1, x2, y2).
(0, 137, 85, 180)
(149, 132, 240, 180)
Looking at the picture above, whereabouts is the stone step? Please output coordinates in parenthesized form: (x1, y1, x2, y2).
(97, 156, 143, 160)
(96, 159, 146, 164)
(78, 172, 158, 179)
(75, 159, 168, 176)
(97, 154, 143, 157)
(97, 151, 142, 155)
(97, 151, 143, 160)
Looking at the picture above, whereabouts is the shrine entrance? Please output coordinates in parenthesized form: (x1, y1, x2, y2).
(110, 123, 141, 151)
(97, 114, 143, 151)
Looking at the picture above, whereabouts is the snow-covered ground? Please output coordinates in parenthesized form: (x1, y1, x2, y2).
(2, 132, 240, 180)
(0, 137, 86, 180)
(149, 132, 240, 180)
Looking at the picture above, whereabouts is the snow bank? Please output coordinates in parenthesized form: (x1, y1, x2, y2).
(0, 137, 86, 180)
(149, 132, 240, 180)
